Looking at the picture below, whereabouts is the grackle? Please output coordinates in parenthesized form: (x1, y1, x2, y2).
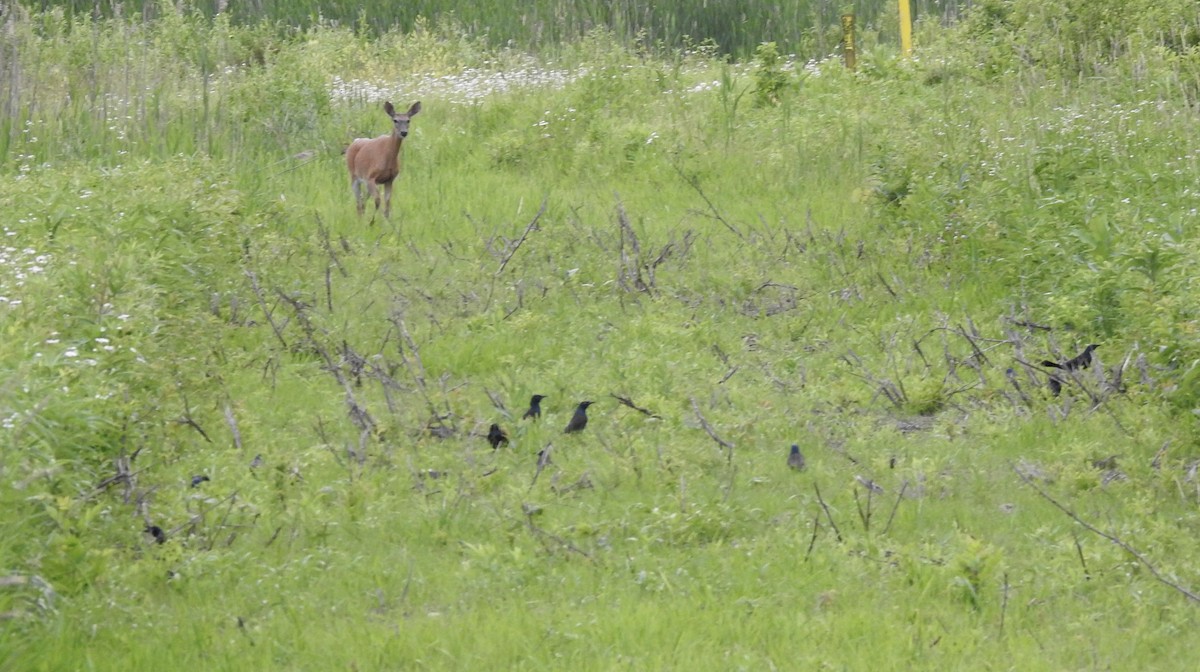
(1041, 344, 1099, 372)
(145, 524, 166, 544)
(487, 423, 509, 449)
(191, 474, 210, 488)
(564, 401, 594, 433)
(1048, 376, 1063, 397)
(523, 395, 547, 420)
(787, 444, 806, 471)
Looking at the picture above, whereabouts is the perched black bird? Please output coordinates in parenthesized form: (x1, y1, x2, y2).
(190, 474, 210, 488)
(564, 401, 594, 433)
(250, 454, 263, 469)
(1047, 376, 1063, 397)
(1042, 344, 1099, 372)
(523, 394, 547, 420)
(145, 524, 167, 545)
(787, 444, 806, 471)
(487, 423, 509, 449)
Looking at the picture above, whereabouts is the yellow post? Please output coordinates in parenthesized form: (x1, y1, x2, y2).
(898, 0, 913, 56)
(841, 14, 856, 72)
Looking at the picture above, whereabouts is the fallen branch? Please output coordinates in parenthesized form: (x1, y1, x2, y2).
(1015, 464, 1200, 603)
(611, 393, 661, 419)
(523, 502, 592, 560)
(690, 397, 734, 460)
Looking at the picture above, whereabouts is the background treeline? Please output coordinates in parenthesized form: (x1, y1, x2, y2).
(11, 0, 1200, 70)
(16, 0, 966, 57)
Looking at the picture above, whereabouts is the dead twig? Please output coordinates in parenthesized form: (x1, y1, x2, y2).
(615, 196, 654, 295)
(1010, 319, 1052, 331)
(530, 444, 553, 489)
(224, 402, 243, 452)
(1073, 532, 1091, 581)
(245, 270, 290, 350)
(496, 197, 549, 276)
(804, 508, 823, 562)
(999, 572, 1010, 637)
(176, 388, 212, 443)
(813, 482, 843, 543)
(484, 389, 513, 420)
(881, 481, 909, 535)
(852, 485, 873, 532)
(1151, 440, 1170, 470)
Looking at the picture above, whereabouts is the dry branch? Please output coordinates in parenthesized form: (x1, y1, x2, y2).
(1015, 464, 1200, 603)
(690, 397, 734, 457)
(245, 270, 289, 350)
(523, 502, 592, 560)
(671, 160, 745, 240)
(495, 197, 548, 276)
(224, 402, 243, 452)
(881, 481, 909, 535)
(615, 196, 654, 295)
(611, 393, 661, 419)
(813, 482, 843, 542)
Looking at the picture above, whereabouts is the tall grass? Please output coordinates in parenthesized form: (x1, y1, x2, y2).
(24, 0, 962, 57)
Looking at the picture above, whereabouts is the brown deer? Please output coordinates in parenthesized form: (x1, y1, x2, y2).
(345, 101, 421, 220)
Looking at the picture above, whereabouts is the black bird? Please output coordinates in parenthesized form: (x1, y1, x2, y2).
(787, 444, 806, 471)
(564, 401, 594, 433)
(1047, 376, 1063, 397)
(144, 525, 166, 545)
(523, 395, 547, 420)
(190, 474, 210, 488)
(1041, 344, 1099, 372)
(250, 454, 263, 469)
(487, 423, 509, 449)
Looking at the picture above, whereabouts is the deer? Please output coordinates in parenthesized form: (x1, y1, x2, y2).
(345, 101, 421, 221)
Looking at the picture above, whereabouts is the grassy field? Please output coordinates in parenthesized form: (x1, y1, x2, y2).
(2, 3, 1200, 669)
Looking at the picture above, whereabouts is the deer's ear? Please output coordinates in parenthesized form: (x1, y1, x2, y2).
(407, 101, 421, 116)
(383, 101, 396, 115)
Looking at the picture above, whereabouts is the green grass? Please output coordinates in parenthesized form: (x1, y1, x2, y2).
(3, 4, 1200, 670)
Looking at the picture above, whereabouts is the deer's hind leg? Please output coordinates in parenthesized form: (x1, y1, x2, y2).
(351, 177, 366, 216)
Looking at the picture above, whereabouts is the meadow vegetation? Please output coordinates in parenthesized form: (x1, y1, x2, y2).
(2, 0, 1200, 669)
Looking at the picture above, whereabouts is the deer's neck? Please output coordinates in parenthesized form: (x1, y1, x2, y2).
(382, 133, 405, 167)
